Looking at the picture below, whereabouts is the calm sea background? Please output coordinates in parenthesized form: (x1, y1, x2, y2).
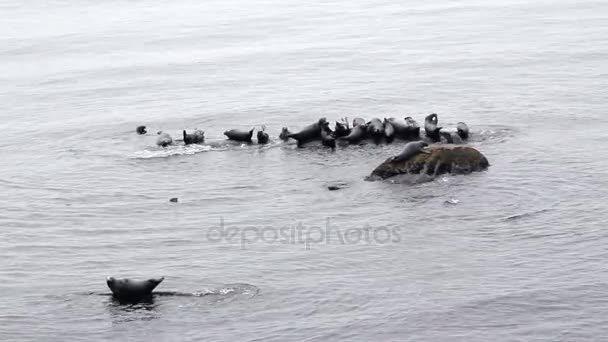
(1, 0, 608, 341)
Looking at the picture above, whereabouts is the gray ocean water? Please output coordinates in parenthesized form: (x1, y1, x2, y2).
(1, 0, 608, 341)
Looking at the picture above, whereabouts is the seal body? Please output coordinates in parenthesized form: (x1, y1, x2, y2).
(393, 141, 429, 162)
(279, 127, 291, 141)
(457, 122, 469, 140)
(287, 118, 329, 147)
(340, 124, 367, 144)
(424, 114, 442, 142)
(333, 120, 351, 138)
(106, 276, 165, 302)
(183, 129, 205, 145)
(257, 126, 269, 144)
(383, 119, 395, 143)
(387, 118, 419, 140)
(156, 132, 173, 147)
(136, 126, 147, 135)
(352, 117, 366, 127)
(224, 128, 254, 143)
(367, 118, 384, 143)
(320, 127, 336, 148)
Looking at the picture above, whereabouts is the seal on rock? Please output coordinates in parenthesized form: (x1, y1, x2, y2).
(106, 276, 165, 302)
(339, 122, 367, 144)
(287, 118, 329, 147)
(383, 119, 395, 143)
(257, 126, 269, 144)
(392, 141, 430, 162)
(183, 129, 205, 145)
(457, 122, 469, 140)
(321, 127, 336, 148)
(387, 117, 419, 140)
(136, 126, 147, 135)
(224, 128, 254, 143)
(333, 118, 351, 138)
(352, 117, 366, 127)
(156, 132, 173, 147)
(367, 118, 384, 143)
(424, 113, 442, 142)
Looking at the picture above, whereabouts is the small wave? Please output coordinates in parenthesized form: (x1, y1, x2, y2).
(129, 144, 214, 159)
(503, 208, 554, 221)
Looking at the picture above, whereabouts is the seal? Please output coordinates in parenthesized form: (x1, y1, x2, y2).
(136, 126, 147, 135)
(156, 132, 173, 147)
(387, 117, 419, 140)
(320, 127, 336, 148)
(383, 119, 395, 143)
(339, 123, 367, 144)
(404, 117, 421, 139)
(352, 117, 366, 127)
(224, 128, 254, 143)
(440, 131, 464, 144)
(287, 118, 329, 147)
(183, 129, 205, 145)
(333, 118, 351, 138)
(424, 113, 442, 142)
(257, 125, 269, 144)
(367, 118, 384, 143)
(279, 127, 291, 141)
(392, 141, 430, 162)
(457, 122, 469, 140)
(106, 276, 165, 302)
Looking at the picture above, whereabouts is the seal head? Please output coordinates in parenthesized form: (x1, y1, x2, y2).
(257, 125, 269, 144)
(136, 126, 147, 135)
(156, 132, 173, 147)
(457, 122, 469, 140)
(424, 114, 442, 142)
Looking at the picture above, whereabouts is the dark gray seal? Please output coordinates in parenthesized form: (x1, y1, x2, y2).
(287, 118, 329, 147)
(257, 126, 269, 144)
(279, 127, 291, 141)
(383, 119, 395, 143)
(387, 117, 420, 140)
(333, 118, 351, 138)
(457, 122, 469, 140)
(367, 118, 384, 143)
(224, 128, 254, 143)
(136, 126, 147, 135)
(156, 132, 173, 147)
(320, 127, 336, 148)
(392, 141, 430, 162)
(424, 113, 442, 142)
(106, 276, 165, 302)
(183, 129, 205, 145)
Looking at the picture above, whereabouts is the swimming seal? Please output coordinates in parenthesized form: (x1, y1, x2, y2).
(457, 122, 469, 140)
(257, 126, 269, 144)
(320, 127, 336, 148)
(136, 126, 147, 135)
(392, 141, 430, 162)
(383, 119, 395, 143)
(183, 129, 205, 145)
(424, 114, 442, 142)
(224, 128, 254, 143)
(279, 127, 292, 141)
(287, 118, 329, 147)
(333, 118, 351, 138)
(106, 276, 165, 302)
(156, 132, 173, 147)
(367, 118, 384, 143)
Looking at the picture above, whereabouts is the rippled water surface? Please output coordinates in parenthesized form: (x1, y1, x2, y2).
(1, 0, 608, 341)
